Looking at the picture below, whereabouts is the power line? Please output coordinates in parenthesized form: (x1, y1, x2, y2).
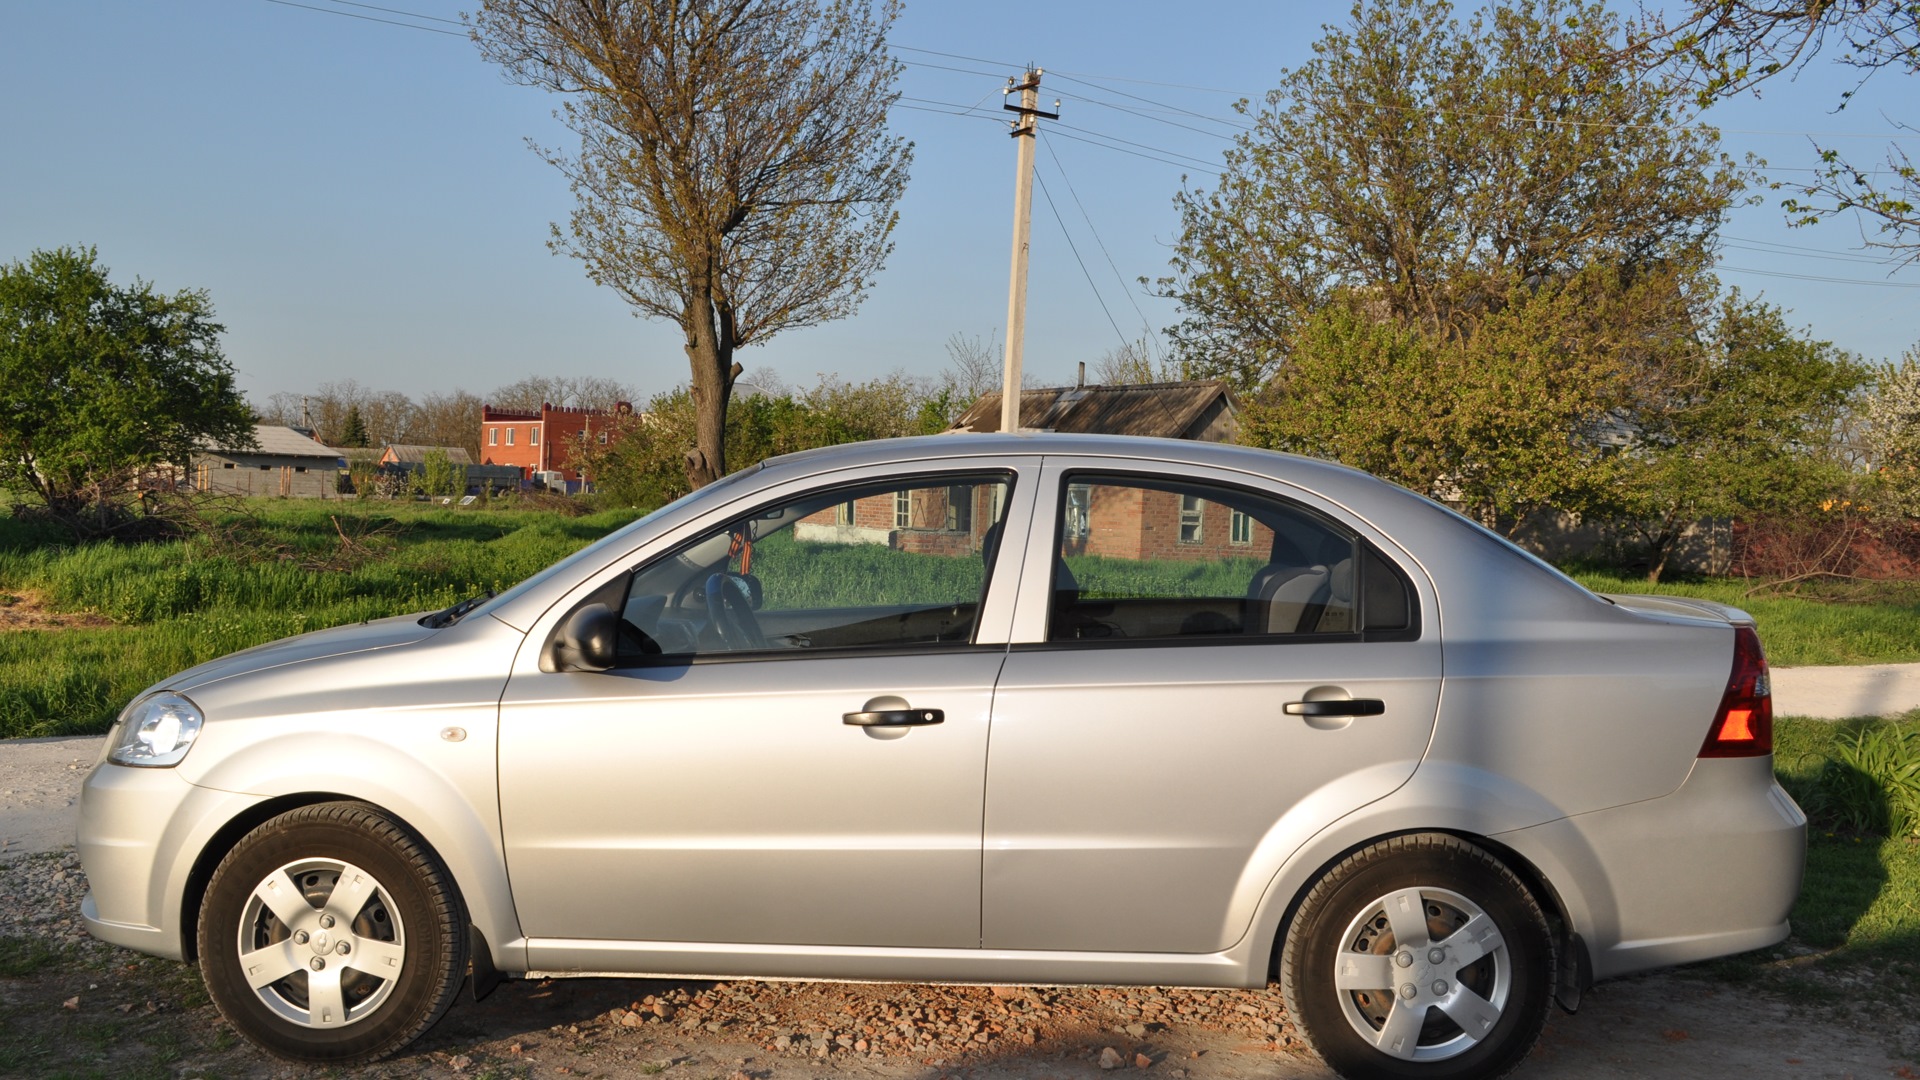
(1724, 233, 1908, 258)
(1042, 135, 1161, 352)
(1718, 240, 1899, 266)
(1718, 264, 1920, 286)
(322, 0, 461, 25)
(1052, 121, 1223, 170)
(1049, 72, 1248, 131)
(258, 0, 465, 36)
(1032, 167, 1133, 352)
(1051, 89, 1248, 141)
(1044, 127, 1222, 175)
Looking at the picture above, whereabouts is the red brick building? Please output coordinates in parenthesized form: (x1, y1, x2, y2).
(480, 401, 632, 485)
(796, 484, 1003, 557)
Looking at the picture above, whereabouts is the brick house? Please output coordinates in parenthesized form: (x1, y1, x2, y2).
(795, 484, 1004, 557)
(480, 401, 633, 486)
(192, 425, 345, 499)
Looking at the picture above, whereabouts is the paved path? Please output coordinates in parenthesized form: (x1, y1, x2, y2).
(1770, 661, 1920, 720)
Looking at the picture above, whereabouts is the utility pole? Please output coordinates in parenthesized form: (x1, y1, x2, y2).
(999, 68, 1058, 434)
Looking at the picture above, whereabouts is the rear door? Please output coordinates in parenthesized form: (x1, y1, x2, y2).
(982, 459, 1442, 954)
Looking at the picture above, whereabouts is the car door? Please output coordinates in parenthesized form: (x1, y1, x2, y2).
(498, 465, 1031, 950)
(982, 459, 1442, 954)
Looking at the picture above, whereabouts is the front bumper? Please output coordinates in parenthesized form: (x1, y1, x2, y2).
(1495, 754, 1806, 981)
(77, 760, 265, 961)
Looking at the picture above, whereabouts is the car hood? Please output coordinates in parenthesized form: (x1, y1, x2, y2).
(1601, 592, 1755, 627)
(162, 613, 439, 694)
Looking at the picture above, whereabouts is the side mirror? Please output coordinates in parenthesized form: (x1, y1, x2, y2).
(551, 603, 618, 672)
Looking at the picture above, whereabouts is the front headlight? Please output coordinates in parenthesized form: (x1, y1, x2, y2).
(108, 692, 204, 767)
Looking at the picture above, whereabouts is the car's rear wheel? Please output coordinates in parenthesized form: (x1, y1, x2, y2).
(197, 802, 465, 1064)
(1280, 834, 1553, 1080)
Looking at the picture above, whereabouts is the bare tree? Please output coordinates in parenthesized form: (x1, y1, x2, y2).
(473, 0, 913, 488)
(939, 331, 1003, 403)
(1642, 0, 1920, 264)
(1091, 338, 1182, 385)
(413, 390, 486, 460)
(488, 374, 636, 413)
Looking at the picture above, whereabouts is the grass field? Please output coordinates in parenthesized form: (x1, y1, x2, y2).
(1570, 568, 1920, 667)
(0, 501, 646, 738)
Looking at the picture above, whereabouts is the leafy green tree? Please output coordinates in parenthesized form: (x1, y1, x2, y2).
(1246, 268, 1689, 530)
(340, 404, 370, 448)
(0, 247, 253, 530)
(1604, 295, 1868, 581)
(1161, 0, 1742, 389)
(474, 0, 913, 490)
(415, 449, 463, 499)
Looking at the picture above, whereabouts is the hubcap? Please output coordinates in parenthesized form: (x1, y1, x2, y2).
(1331, 887, 1510, 1062)
(235, 858, 406, 1029)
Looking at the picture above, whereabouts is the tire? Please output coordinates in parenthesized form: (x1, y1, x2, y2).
(1279, 834, 1553, 1080)
(197, 802, 467, 1064)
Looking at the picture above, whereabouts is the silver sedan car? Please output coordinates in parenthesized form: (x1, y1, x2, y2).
(78, 433, 1804, 1079)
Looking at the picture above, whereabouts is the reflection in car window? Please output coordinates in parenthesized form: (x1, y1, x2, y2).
(1049, 475, 1367, 643)
(616, 475, 1012, 660)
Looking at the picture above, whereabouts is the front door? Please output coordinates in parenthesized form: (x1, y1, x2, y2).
(499, 471, 1021, 949)
(982, 465, 1442, 954)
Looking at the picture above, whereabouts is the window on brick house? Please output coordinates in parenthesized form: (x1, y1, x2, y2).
(1230, 509, 1253, 545)
(945, 487, 972, 533)
(895, 490, 911, 528)
(531, 427, 539, 446)
(489, 429, 497, 446)
(1178, 495, 1204, 544)
(506, 428, 515, 446)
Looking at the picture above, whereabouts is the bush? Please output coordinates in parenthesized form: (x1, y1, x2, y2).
(1815, 725, 1920, 839)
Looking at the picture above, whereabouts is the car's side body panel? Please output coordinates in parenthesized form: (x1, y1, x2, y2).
(74, 433, 1802, 1011)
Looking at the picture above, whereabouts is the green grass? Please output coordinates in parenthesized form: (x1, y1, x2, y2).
(1570, 568, 1920, 667)
(0, 500, 646, 737)
(1764, 716, 1920, 966)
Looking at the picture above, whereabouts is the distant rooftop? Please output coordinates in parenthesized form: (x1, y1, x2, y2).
(951, 380, 1240, 442)
(201, 424, 343, 460)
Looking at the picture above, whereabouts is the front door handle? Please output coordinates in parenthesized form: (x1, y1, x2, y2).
(843, 707, 945, 727)
(1284, 698, 1386, 717)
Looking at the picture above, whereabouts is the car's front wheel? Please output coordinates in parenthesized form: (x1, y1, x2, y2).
(197, 802, 466, 1063)
(1279, 833, 1554, 1080)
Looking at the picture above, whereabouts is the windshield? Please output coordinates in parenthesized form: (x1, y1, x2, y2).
(457, 469, 758, 627)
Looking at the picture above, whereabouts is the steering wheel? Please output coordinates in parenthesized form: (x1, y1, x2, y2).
(704, 572, 766, 650)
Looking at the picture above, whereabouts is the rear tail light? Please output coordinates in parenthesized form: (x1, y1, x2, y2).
(1700, 625, 1772, 758)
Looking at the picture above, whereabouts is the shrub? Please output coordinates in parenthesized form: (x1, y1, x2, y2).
(1815, 725, 1920, 838)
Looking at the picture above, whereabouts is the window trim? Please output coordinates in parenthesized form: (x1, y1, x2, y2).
(608, 469, 1021, 666)
(1045, 470, 1421, 646)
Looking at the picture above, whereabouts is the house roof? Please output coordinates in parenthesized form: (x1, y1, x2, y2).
(201, 424, 343, 460)
(381, 445, 476, 466)
(951, 381, 1239, 440)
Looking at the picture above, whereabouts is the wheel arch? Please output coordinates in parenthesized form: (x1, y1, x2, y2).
(1262, 827, 1587, 998)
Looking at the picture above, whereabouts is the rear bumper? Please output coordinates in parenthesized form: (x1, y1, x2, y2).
(1495, 755, 1805, 981)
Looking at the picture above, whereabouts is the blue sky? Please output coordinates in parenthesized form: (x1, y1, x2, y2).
(2, 0, 1916, 407)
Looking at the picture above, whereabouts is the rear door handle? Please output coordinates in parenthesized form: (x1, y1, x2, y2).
(1284, 699, 1386, 717)
(843, 708, 945, 727)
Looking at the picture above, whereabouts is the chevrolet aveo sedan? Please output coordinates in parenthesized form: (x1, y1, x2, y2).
(78, 434, 1804, 1080)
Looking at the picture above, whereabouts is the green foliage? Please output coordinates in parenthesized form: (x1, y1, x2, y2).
(1603, 294, 1869, 580)
(414, 449, 462, 499)
(1063, 553, 1267, 601)
(0, 246, 254, 521)
(1246, 271, 1670, 529)
(752, 532, 986, 610)
(1162, 0, 1740, 389)
(0, 935, 63, 977)
(339, 403, 370, 448)
(1816, 726, 1920, 839)
(582, 374, 945, 509)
